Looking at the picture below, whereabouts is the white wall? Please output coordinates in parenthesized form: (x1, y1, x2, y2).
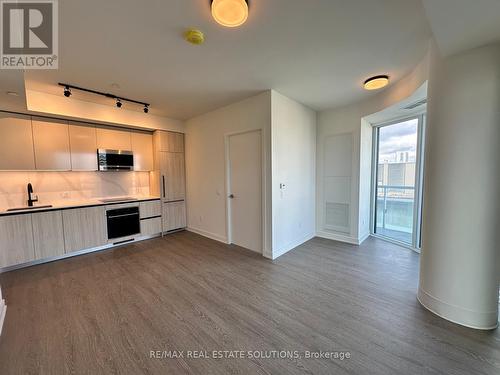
(316, 47, 430, 244)
(418, 42, 500, 329)
(271, 91, 316, 258)
(185, 92, 273, 257)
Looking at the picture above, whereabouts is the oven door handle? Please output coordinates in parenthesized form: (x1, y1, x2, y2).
(108, 213, 139, 219)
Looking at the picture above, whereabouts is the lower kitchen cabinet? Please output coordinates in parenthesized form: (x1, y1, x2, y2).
(163, 201, 186, 232)
(63, 206, 107, 253)
(140, 217, 162, 236)
(139, 200, 161, 219)
(32, 211, 65, 259)
(0, 215, 35, 268)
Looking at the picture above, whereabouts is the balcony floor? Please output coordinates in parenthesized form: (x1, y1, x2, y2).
(375, 227, 412, 244)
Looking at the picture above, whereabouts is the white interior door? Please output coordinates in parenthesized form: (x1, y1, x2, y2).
(227, 130, 262, 253)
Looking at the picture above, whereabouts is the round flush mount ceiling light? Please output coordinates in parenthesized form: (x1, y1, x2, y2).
(211, 0, 248, 28)
(364, 75, 390, 90)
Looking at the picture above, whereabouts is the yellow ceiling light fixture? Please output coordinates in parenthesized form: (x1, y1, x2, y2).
(211, 0, 249, 28)
(364, 75, 390, 90)
(184, 29, 205, 45)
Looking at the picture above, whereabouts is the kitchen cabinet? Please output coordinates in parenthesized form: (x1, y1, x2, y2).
(0, 113, 35, 170)
(96, 128, 132, 151)
(155, 131, 184, 153)
(131, 132, 153, 171)
(69, 122, 98, 170)
(32, 211, 65, 259)
(163, 201, 186, 232)
(32, 117, 72, 171)
(160, 152, 185, 201)
(0, 214, 35, 268)
(152, 130, 186, 234)
(62, 206, 107, 253)
(140, 217, 162, 236)
(139, 200, 161, 218)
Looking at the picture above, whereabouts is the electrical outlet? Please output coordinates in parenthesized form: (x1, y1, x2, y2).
(61, 192, 69, 199)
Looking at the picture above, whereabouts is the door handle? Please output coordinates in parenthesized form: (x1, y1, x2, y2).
(228, 194, 234, 199)
(162, 175, 166, 198)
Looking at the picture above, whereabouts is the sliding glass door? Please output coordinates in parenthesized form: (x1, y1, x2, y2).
(372, 115, 425, 249)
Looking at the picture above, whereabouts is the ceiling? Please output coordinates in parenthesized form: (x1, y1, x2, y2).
(22, 0, 433, 120)
(422, 0, 500, 57)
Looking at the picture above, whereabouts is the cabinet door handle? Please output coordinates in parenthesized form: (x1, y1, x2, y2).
(162, 175, 166, 198)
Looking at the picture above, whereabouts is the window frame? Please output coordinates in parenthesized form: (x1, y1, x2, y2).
(369, 113, 426, 251)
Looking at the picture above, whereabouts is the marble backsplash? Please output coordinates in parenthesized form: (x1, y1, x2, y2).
(0, 171, 151, 209)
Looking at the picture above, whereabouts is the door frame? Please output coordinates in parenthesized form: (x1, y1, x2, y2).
(369, 113, 426, 252)
(224, 129, 264, 253)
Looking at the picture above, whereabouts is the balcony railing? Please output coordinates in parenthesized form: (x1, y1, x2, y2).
(375, 185, 415, 243)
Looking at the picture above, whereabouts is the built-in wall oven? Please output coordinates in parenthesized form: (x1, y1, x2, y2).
(98, 149, 134, 171)
(106, 206, 140, 241)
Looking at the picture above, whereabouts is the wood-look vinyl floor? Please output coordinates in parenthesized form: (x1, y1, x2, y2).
(0, 231, 499, 374)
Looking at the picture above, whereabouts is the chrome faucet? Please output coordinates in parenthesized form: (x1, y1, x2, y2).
(27, 183, 38, 207)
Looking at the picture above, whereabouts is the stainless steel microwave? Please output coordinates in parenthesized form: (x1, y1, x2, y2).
(97, 149, 134, 171)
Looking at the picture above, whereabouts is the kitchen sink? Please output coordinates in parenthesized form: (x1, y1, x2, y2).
(7, 205, 53, 211)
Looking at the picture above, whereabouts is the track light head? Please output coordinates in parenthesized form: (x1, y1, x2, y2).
(63, 86, 71, 97)
(116, 99, 122, 108)
(143, 105, 149, 114)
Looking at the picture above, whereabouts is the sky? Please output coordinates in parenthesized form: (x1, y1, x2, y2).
(378, 119, 418, 163)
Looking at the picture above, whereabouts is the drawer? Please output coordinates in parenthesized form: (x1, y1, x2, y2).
(140, 217, 162, 236)
(139, 200, 161, 219)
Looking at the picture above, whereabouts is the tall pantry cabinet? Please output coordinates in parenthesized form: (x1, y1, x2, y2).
(152, 131, 187, 233)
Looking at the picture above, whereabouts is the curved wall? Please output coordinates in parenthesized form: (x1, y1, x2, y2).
(418, 42, 500, 329)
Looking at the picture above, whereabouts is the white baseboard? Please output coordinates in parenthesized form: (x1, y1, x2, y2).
(417, 286, 499, 330)
(358, 232, 370, 244)
(187, 227, 229, 244)
(272, 232, 315, 260)
(316, 231, 363, 245)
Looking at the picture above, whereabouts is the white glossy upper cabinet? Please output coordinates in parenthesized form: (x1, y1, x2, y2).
(0, 113, 35, 170)
(131, 132, 153, 171)
(32, 117, 71, 171)
(69, 122, 98, 170)
(96, 128, 132, 150)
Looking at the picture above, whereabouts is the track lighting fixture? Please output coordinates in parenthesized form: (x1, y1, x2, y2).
(58, 83, 150, 114)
